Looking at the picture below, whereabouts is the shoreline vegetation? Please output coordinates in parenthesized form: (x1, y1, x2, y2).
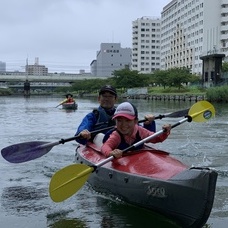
(1, 86, 228, 103)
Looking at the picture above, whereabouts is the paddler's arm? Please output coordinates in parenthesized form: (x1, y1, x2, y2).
(149, 124, 171, 143)
(141, 114, 156, 132)
(75, 113, 97, 145)
(101, 131, 121, 157)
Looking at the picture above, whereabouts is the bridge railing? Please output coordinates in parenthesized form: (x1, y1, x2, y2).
(0, 72, 107, 82)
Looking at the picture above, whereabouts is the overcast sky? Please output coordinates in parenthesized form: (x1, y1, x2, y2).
(0, 0, 170, 73)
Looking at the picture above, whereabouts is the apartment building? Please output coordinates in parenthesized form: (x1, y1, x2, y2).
(91, 43, 131, 77)
(160, 0, 228, 77)
(131, 0, 228, 86)
(131, 17, 161, 74)
(25, 57, 48, 76)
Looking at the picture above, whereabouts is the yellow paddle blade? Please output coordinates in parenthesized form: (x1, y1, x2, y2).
(49, 164, 94, 202)
(188, 100, 215, 122)
(60, 99, 67, 104)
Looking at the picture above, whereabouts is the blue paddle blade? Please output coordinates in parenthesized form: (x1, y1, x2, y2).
(1, 141, 51, 163)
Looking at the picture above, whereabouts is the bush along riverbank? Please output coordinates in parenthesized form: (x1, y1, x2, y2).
(206, 86, 228, 103)
(0, 88, 12, 96)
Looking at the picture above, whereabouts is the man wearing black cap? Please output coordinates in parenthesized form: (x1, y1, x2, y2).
(75, 85, 118, 145)
(75, 85, 156, 145)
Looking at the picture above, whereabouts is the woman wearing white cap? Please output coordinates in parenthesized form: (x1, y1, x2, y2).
(101, 102, 171, 158)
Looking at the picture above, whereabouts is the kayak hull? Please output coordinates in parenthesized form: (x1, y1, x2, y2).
(62, 102, 78, 110)
(75, 143, 217, 227)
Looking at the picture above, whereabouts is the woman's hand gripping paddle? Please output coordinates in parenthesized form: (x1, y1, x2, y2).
(1, 108, 189, 164)
(49, 100, 215, 202)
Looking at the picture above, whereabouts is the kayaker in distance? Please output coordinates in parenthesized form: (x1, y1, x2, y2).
(75, 85, 156, 145)
(101, 102, 171, 158)
(65, 94, 75, 103)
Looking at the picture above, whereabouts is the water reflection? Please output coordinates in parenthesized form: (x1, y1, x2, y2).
(1, 185, 48, 215)
(95, 196, 180, 228)
(47, 219, 87, 228)
(46, 193, 180, 228)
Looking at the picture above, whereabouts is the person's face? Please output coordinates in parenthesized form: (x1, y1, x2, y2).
(115, 117, 137, 136)
(98, 92, 117, 109)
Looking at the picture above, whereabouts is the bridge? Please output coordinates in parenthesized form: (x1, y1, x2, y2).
(0, 72, 108, 92)
(0, 72, 106, 83)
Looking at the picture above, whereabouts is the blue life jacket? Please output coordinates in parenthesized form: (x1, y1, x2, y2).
(92, 107, 116, 133)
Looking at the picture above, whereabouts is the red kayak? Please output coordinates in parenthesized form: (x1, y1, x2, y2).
(62, 102, 78, 110)
(75, 142, 217, 228)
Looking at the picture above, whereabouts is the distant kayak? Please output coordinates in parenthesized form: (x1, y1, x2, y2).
(62, 102, 78, 110)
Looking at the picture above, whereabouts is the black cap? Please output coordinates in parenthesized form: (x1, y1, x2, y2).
(66, 93, 73, 98)
(99, 85, 117, 96)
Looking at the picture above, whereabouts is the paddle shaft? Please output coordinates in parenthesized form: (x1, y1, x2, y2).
(60, 126, 115, 144)
(65, 110, 188, 145)
(94, 108, 189, 127)
(55, 99, 68, 108)
(43, 119, 147, 145)
(96, 105, 214, 168)
(56, 108, 190, 144)
(55, 104, 62, 108)
(95, 115, 192, 168)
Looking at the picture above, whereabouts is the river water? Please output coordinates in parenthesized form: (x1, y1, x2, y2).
(0, 96, 227, 228)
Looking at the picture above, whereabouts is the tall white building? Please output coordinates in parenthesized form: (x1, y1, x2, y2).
(160, 0, 228, 76)
(131, 17, 161, 74)
(91, 43, 131, 77)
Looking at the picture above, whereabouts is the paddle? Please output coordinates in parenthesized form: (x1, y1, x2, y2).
(49, 100, 215, 202)
(1, 126, 115, 164)
(153, 108, 190, 119)
(55, 99, 67, 108)
(1, 108, 189, 164)
(94, 107, 190, 127)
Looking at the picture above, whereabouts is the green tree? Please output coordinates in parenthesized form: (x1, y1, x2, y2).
(222, 62, 228, 72)
(152, 68, 199, 90)
(153, 70, 170, 89)
(112, 69, 148, 89)
(168, 67, 192, 89)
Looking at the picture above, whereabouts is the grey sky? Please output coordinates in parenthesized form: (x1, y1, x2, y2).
(0, 0, 170, 73)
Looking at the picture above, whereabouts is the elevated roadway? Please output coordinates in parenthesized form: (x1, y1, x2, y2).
(0, 72, 106, 83)
(0, 72, 107, 92)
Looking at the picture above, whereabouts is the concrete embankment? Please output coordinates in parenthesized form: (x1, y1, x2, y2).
(123, 94, 205, 102)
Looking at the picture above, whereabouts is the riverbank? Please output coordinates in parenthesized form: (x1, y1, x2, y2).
(0, 90, 206, 103)
(1, 85, 228, 103)
(123, 94, 205, 102)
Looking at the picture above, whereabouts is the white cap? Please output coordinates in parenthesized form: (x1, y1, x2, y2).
(113, 102, 137, 120)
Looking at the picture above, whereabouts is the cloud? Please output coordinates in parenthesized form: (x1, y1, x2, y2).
(0, 0, 169, 72)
